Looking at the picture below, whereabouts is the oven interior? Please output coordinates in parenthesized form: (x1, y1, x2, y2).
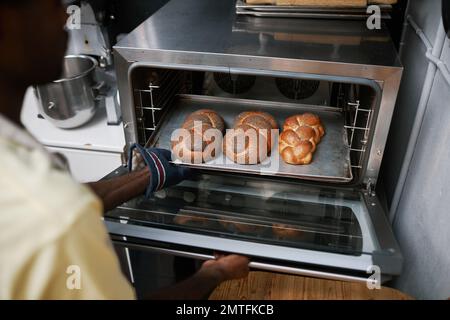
(130, 67, 379, 187)
(105, 66, 387, 260)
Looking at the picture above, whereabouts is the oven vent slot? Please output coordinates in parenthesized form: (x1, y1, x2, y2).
(344, 100, 373, 170)
(133, 70, 185, 145)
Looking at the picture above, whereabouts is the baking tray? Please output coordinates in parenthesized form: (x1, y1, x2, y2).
(236, 8, 391, 19)
(236, 0, 392, 19)
(236, 0, 392, 11)
(148, 95, 353, 183)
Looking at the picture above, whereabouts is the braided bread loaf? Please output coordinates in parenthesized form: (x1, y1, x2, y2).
(279, 113, 325, 165)
(171, 109, 225, 163)
(283, 113, 325, 143)
(224, 111, 278, 165)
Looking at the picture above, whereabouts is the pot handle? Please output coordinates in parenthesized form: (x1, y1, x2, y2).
(92, 81, 108, 100)
(47, 101, 56, 110)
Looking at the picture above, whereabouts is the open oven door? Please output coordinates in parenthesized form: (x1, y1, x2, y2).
(104, 166, 402, 284)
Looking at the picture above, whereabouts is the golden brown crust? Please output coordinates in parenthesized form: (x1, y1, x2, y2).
(283, 115, 301, 131)
(224, 124, 270, 164)
(239, 116, 273, 151)
(185, 109, 226, 133)
(172, 109, 225, 163)
(235, 111, 279, 130)
(279, 113, 325, 165)
(292, 126, 317, 152)
(279, 130, 314, 165)
(297, 113, 325, 142)
(283, 113, 325, 143)
(224, 111, 277, 165)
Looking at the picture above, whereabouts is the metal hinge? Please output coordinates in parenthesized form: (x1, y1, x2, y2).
(366, 180, 375, 197)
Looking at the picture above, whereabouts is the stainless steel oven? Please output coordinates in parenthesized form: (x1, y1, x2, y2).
(106, 0, 403, 284)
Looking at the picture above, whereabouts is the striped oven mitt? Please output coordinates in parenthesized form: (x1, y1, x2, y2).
(128, 143, 191, 198)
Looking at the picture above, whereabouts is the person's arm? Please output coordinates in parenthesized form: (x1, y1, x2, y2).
(86, 146, 191, 213)
(86, 168, 150, 212)
(147, 254, 250, 300)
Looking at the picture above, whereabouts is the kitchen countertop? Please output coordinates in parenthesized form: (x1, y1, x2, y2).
(209, 272, 413, 300)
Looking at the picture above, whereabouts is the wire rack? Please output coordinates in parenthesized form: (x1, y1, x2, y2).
(344, 100, 373, 170)
(133, 70, 185, 145)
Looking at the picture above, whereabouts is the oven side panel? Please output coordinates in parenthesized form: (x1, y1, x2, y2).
(115, 51, 139, 151)
(365, 70, 403, 191)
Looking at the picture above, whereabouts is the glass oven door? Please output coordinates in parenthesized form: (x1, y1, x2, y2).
(105, 167, 402, 283)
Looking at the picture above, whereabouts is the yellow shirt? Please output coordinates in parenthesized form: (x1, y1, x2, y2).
(0, 115, 135, 299)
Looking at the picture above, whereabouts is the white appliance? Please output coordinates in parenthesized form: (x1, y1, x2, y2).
(21, 88, 125, 183)
(20, 1, 126, 183)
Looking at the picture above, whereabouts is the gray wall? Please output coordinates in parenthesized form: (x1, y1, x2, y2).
(382, 0, 450, 299)
(382, 0, 443, 205)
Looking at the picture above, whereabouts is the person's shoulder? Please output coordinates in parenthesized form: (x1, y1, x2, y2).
(0, 137, 102, 242)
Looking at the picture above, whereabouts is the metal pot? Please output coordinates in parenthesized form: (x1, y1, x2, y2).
(36, 55, 104, 129)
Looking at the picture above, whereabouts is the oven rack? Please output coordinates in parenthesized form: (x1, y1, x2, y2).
(345, 100, 373, 170)
(133, 70, 185, 145)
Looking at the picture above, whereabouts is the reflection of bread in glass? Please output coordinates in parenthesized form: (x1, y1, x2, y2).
(272, 223, 304, 240)
(219, 219, 265, 235)
(173, 214, 209, 227)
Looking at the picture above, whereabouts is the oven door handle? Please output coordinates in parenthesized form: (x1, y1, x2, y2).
(112, 240, 374, 285)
